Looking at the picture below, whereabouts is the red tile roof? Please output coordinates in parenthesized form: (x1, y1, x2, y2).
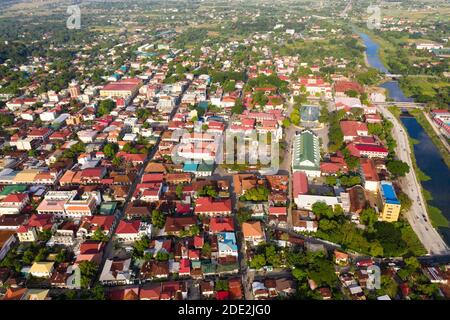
(216, 291, 230, 300)
(340, 121, 368, 137)
(268, 207, 287, 215)
(1, 193, 28, 203)
(176, 203, 191, 215)
(179, 258, 190, 274)
(334, 80, 364, 94)
(141, 173, 164, 183)
(209, 217, 234, 233)
(195, 197, 232, 214)
(116, 220, 141, 234)
(292, 171, 308, 197)
(360, 158, 379, 181)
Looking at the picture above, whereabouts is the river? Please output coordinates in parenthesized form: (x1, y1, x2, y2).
(359, 32, 450, 245)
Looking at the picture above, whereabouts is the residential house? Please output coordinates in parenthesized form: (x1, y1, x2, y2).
(242, 221, 265, 245)
(115, 220, 150, 243)
(29, 262, 55, 278)
(217, 232, 238, 258)
(195, 197, 232, 217)
(99, 258, 133, 285)
(0, 193, 29, 215)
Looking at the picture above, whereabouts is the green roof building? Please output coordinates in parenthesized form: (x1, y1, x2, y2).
(292, 130, 321, 177)
(201, 261, 217, 276)
(197, 162, 214, 177)
(99, 202, 118, 215)
(0, 185, 27, 196)
(217, 262, 239, 275)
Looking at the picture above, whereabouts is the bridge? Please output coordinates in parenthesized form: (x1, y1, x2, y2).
(374, 101, 426, 109)
(385, 73, 403, 79)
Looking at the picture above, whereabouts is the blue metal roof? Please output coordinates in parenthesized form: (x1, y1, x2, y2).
(381, 181, 400, 205)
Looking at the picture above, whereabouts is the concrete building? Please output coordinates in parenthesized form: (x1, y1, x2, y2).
(294, 194, 341, 210)
(378, 181, 401, 222)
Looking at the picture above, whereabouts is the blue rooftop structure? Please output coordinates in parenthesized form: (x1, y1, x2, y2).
(206, 115, 225, 122)
(198, 101, 209, 111)
(217, 232, 238, 253)
(380, 181, 400, 204)
(183, 162, 199, 173)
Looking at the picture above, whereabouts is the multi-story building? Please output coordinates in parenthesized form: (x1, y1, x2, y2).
(378, 181, 401, 222)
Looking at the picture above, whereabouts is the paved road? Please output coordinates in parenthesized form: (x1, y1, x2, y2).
(377, 105, 449, 255)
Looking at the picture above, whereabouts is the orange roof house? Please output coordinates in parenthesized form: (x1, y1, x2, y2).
(242, 221, 265, 244)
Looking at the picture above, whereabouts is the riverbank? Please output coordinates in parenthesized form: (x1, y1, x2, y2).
(360, 31, 450, 251)
(409, 109, 450, 168)
(389, 106, 450, 231)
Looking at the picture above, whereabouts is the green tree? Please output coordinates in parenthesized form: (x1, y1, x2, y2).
(216, 279, 229, 291)
(22, 249, 35, 265)
(112, 156, 122, 167)
(37, 229, 52, 242)
(97, 99, 116, 117)
(360, 207, 379, 230)
(55, 249, 71, 264)
(345, 90, 359, 98)
(0, 114, 14, 126)
(201, 242, 212, 257)
(325, 176, 337, 186)
(103, 143, 118, 159)
(151, 210, 166, 229)
(378, 275, 398, 298)
(290, 108, 301, 126)
(198, 185, 218, 198)
(28, 150, 39, 158)
(370, 241, 384, 257)
(78, 261, 98, 289)
(249, 254, 266, 270)
(282, 118, 291, 128)
(237, 208, 252, 224)
(343, 150, 360, 171)
(312, 202, 335, 220)
(387, 160, 410, 177)
(133, 236, 151, 258)
(319, 105, 329, 123)
(155, 251, 170, 261)
(292, 268, 308, 281)
(404, 256, 420, 272)
(265, 245, 282, 267)
(231, 98, 245, 114)
(91, 228, 109, 242)
(176, 184, 184, 199)
(240, 186, 269, 202)
(398, 191, 412, 212)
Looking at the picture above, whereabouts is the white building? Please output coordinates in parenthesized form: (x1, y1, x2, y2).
(294, 195, 341, 210)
